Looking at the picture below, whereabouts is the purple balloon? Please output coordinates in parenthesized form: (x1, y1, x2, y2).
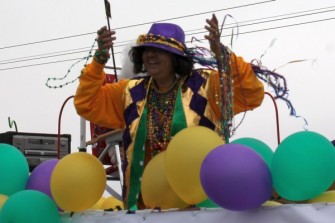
(26, 159, 58, 198)
(200, 144, 272, 211)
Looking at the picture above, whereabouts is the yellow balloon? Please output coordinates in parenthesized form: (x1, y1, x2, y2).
(50, 152, 107, 211)
(262, 200, 282, 206)
(101, 196, 124, 210)
(308, 190, 335, 203)
(165, 126, 224, 205)
(141, 151, 188, 209)
(89, 196, 106, 210)
(0, 194, 8, 209)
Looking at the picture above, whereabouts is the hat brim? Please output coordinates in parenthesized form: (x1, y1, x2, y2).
(133, 43, 187, 57)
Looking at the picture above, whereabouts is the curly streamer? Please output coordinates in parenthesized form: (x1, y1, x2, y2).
(8, 117, 18, 132)
(251, 61, 308, 130)
(186, 45, 218, 69)
(220, 14, 239, 49)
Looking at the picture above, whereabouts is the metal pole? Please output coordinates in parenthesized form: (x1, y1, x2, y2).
(79, 117, 87, 152)
(104, 0, 118, 82)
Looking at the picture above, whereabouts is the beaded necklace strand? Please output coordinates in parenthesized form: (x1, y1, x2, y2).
(218, 46, 234, 143)
(45, 39, 96, 89)
(147, 80, 178, 157)
(185, 44, 235, 142)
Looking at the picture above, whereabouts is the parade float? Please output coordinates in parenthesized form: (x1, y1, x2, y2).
(1, 1, 335, 222)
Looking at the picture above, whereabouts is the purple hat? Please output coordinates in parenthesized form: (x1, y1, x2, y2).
(135, 23, 187, 57)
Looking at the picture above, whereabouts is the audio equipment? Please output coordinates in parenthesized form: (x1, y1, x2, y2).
(0, 131, 71, 171)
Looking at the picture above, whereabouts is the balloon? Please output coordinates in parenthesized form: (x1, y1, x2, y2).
(0, 190, 59, 223)
(89, 197, 106, 210)
(200, 144, 273, 211)
(50, 152, 107, 211)
(262, 200, 282, 206)
(26, 159, 58, 198)
(0, 194, 8, 209)
(196, 198, 219, 208)
(0, 143, 29, 196)
(271, 131, 335, 201)
(231, 137, 273, 167)
(165, 126, 224, 205)
(308, 190, 335, 203)
(101, 196, 124, 210)
(141, 151, 188, 209)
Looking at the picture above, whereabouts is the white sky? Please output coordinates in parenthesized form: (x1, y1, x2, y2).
(0, 0, 334, 155)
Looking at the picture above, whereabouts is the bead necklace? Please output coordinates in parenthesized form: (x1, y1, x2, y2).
(217, 45, 234, 143)
(45, 39, 96, 89)
(152, 77, 179, 94)
(147, 80, 178, 157)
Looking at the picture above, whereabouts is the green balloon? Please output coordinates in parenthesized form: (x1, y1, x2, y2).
(271, 131, 335, 201)
(231, 138, 273, 167)
(196, 198, 219, 208)
(0, 144, 29, 196)
(0, 190, 60, 223)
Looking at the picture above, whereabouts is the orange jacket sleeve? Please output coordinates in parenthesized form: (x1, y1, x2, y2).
(209, 51, 264, 117)
(74, 60, 128, 129)
(231, 52, 264, 114)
